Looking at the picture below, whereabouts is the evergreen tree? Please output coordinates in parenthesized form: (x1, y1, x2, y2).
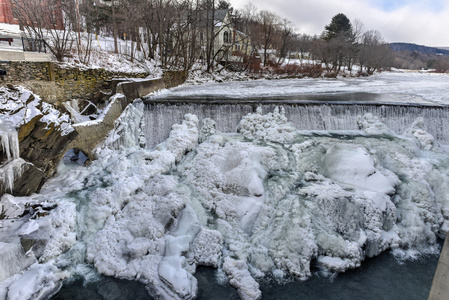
(217, 0, 231, 9)
(324, 13, 352, 40)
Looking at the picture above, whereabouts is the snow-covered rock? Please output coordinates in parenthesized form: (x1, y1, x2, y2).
(0, 85, 73, 136)
(356, 113, 394, 135)
(0, 242, 36, 282)
(6, 262, 69, 300)
(238, 106, 296, 143)
(223, 257, 261, 300)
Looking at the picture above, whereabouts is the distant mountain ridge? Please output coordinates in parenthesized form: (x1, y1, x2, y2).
(389, 43, 449, 56)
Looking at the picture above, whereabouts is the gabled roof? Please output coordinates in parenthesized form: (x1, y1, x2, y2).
(199, 9, 229, 25)
(214, 9, 229, 23)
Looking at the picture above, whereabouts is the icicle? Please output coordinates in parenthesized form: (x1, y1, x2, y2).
(11, 131, 20, 160)
(0, 125, 22, 193)
(1, 126, 20, 161)
(0, 158, 26, 193)
(1, 131, 11, 161)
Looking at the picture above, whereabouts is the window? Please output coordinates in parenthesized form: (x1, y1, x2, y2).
(223, 31, 229, 43)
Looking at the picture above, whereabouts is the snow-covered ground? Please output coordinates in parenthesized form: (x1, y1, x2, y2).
(57, 35, 162, 75)
(1, 72, 449, 299)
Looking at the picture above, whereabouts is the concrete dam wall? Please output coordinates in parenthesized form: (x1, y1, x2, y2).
(143, 100, 449, 148)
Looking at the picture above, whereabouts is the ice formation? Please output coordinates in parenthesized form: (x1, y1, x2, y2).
(1, 100, 449, 299)
(0, 125, 24, 194)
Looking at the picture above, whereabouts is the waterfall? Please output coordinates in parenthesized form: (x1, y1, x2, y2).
(144, 101, 449, 148)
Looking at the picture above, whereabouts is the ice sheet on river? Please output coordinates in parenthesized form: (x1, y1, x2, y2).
(149, 72, 449, 105)
(1, 100, 449, 299)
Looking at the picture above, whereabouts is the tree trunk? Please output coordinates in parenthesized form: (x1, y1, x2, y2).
(112, 1, 118, 53)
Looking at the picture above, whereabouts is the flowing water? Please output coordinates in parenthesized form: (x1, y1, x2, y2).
(54, 249, 440, 300)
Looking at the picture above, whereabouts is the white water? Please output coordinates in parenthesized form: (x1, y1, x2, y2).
(1, 73, 449, 299)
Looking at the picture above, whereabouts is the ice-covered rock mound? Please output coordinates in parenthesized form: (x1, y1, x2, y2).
(1, 103, 449, 300)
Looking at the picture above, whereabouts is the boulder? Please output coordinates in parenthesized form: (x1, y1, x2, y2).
(18, 115, 78, 179)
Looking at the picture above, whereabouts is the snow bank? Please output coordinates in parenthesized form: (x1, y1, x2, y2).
(59, 35, 162, 76)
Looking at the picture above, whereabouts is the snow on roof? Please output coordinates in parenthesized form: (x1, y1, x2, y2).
(0, 24, 22, 37)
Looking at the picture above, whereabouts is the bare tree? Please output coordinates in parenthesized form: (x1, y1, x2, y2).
(275, 18, 295, 64)
(433, 58, 449, 73)
(310, 38, 332, 71)
(258, 10, 278, 66)
(11, 0, 76, 62)
(296, 34, 313, 62)
(358, 30, 392, 75)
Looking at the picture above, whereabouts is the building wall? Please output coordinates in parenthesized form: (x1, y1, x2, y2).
(0, 0, 18, 24)
(0, 0, 63, 30)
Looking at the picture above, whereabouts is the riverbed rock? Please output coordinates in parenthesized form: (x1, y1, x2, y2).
(0, 115, 77, 197)
(18, 115, 78, 180)
(9, 162, 46, 197)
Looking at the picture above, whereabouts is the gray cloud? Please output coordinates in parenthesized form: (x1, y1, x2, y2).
(229, 0, 449, 46)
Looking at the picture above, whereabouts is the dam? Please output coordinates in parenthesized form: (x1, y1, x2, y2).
(143, 99, 449, 148)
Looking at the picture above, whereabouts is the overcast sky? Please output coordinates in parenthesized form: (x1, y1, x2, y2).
(228, 0, 449, 47)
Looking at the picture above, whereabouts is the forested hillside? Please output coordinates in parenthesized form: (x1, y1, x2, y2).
(390, 43, 449, 56)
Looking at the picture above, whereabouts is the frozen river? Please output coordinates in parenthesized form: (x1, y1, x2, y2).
(2, 72, 449, 300)
(151, 71, 449, 105)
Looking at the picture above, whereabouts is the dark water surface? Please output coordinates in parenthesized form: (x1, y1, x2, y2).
(53, 248, 440, 300)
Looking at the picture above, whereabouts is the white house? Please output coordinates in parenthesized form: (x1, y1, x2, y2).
(202, 9, 253, 64)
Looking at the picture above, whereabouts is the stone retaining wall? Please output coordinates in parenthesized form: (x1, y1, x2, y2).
(0, 61, 148, 102)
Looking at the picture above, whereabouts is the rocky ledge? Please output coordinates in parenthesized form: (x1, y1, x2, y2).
(0, 85, 77, 198)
